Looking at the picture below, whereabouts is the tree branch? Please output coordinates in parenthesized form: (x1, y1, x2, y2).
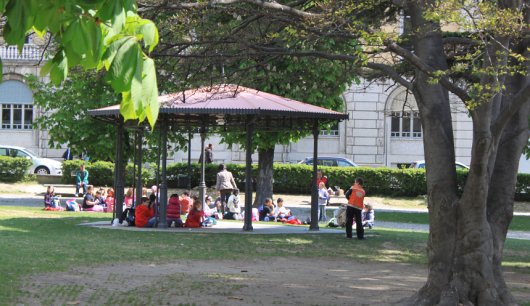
(491, 83, 530, 133)
(139, 0, 321, 19)
(385, 40, 471, 103)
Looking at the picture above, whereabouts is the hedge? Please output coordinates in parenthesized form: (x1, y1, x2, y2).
(0, 156, 32, 182)
(62, 160, 154, 187)
(58, 161, 529, 200)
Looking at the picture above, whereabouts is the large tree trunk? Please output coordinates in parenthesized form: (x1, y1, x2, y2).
(406, 2, 460, 304)
(407, 1, 529, 305)
(253, 147, 274, 207)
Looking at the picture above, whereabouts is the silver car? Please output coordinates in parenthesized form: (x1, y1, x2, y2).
(298, 156, 358, 167)
(0, 145, 62, 175)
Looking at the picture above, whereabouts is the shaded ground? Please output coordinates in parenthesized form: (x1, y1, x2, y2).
(16, 258, 530, 306)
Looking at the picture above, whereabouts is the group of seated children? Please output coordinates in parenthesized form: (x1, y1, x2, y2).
(259, 198, 295, 222)
(44, 185, 115, 212)
(165, 192, 209, 228)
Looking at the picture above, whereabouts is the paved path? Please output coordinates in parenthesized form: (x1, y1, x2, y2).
(1, 190, 530, 240)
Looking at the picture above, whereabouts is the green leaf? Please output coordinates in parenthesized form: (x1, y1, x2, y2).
(101, 36, 128, 70)
(0, 0, 7, 12)
(120, 91, 136, 121)
(141, 57, 159, 127)
(97, 0, 126, 33)
(4, 0, 34, 47)
(105, 37, 140, 92)
(32, 2, 61, 35)
(43, 50, 68, 85)
(136, 19, 159, 53)
(130, 52, 144, 119)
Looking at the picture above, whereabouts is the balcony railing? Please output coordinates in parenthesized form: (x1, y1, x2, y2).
(0, 44, 44, 61)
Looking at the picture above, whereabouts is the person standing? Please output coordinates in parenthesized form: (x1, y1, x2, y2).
(75, 164, 89, 197)
(215, 164, 237, 214)
(205, 144, 214, 164)
(345, 178, 366, 240)
(62, 147, 73, 161)
(318, 182, 330, 222)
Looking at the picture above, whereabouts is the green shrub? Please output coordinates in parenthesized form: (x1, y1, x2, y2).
(515, 173, 530, 201)
(0, 156, 32, 182)
(60, 160, 530, 200)
(62, 160, 154, 187)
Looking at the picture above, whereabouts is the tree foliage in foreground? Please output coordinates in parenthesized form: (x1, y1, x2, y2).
(0, 0, 160, 127)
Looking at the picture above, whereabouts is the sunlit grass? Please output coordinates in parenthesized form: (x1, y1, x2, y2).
(0, 206, 528, 305)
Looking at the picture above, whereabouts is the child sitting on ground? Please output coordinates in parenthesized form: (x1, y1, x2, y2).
(362, 203, 375, 229)
(259, 198, 276, 221)
(203, 196, 218, 218)
(44, 185, 55, 208)
(185, 198, 205, 228)
(135, 196, 156, 228)
(105, 188, 115, 213)
(166, 193, 183, 227)
(275, 198, 291, 220)
(124, 187, 134, 208)
(224, 189, 242, 220)
(180, 192, 192, 215)
(83, 186, 105, 212)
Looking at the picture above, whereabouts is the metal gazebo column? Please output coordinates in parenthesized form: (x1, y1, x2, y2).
(243, 117, 255, 231)
(135, 128, 144, 207)
(309, 119, 320, 231)
(199, 125, 207, 204)
(115, 117, 125, 222)
(158, 116, 168, 228)
(187, 130, 192, 190)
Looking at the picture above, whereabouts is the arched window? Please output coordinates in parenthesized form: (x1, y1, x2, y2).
(389, 90, 422, 138)
(0, 80, 33, 130)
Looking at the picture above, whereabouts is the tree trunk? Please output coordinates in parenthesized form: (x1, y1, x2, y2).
(253, 147, 275, 207)
(407, 1, 529, 305)
(406, 2, 460, 304)
(486, 109, 528, 306)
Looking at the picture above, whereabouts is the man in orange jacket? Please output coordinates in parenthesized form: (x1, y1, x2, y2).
(345, 178, 365, 239)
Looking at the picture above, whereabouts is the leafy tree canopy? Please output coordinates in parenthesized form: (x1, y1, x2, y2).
(145, 3, 359, 151)
(28, 70, 188, 163)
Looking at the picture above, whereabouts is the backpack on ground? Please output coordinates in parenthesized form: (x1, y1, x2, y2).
(66, 199, 80, 211)
(121, 208, 135, 226)
(334, 205, 347, 227)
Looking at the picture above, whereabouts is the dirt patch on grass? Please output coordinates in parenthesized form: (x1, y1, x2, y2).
(17, 258, 530, 305)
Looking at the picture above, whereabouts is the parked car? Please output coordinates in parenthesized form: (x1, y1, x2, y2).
(298, 156, 358, 167)
(410, 160, 469, 170)
(0, 145, 62, 175)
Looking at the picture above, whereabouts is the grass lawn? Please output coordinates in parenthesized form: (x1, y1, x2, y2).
(1, 206, 529, 305)
(376, 212, 530, 232)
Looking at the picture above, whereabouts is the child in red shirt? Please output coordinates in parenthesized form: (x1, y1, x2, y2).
(185, 198, 205, 228)
(135, 196, 156, 228)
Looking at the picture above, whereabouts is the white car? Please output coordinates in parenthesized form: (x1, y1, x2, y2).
(0, 145, 63, 175)
(410, 160, 469, 170)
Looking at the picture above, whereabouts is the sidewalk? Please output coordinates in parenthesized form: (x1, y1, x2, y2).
(1, 183, 529, 240)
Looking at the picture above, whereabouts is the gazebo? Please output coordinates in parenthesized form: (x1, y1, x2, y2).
(89, 84, 348, 231)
